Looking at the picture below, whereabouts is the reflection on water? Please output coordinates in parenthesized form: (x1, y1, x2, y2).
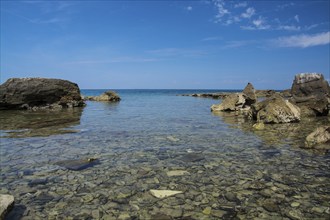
(0, 108, 84, 138)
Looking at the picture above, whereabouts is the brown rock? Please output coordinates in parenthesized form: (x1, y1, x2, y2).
(242, 82, 257, 105)
(305, 126, 330, 149)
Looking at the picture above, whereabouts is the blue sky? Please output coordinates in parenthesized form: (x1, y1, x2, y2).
(1, 0, 329, 89)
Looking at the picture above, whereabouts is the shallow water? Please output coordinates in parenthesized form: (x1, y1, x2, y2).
(0, 90, 329, 219)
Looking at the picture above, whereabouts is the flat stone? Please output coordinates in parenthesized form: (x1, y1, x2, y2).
(203, 207, 212, 215)
(0, 194, 15, 219)
(290, 202, 300, 208)
(55, 158, 100, 171)
(150, 190, 183, 198)
(166, 170, 190, 177)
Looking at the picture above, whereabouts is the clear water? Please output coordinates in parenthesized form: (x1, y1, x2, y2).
(0, 90, 329, 219)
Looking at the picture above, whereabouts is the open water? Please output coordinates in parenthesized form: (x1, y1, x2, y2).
(0, 89, 329, 219)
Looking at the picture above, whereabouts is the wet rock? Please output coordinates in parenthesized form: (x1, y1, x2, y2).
(0, 78, 85, 110)
(84, 90, 121, 102)
(55, 158, 100, 171)
(0, 194, 14, 219)
(150, 190, 183, 198)
(252, 122, 265, 130)
(151, 213, 173, 220)
(251, 94, 300, 123)
(166, 170, 190, 177)
(211, 93, 246, 112)
(291, 73, 330, 116)
(202, 207, 212, 215)
(290, 202, 300, 208)
(179, 153, 204, 163)
(242, 83, 257, 106)
(304, 126, 330, 149)
(224, 192, 239, 203)
(28, 178, 48, 187)
(262, 200, 279, 212)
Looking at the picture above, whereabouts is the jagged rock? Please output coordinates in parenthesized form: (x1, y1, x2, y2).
(255, 90, 276, 98)
(0, 194, 14, 219)
(242, 83, 257, 105)
(304, 126, 330, 149)
(84, 90, 121, 102)
(251, 94, 300, 123)
(211, 93, 246, 112)
(0, 78, 85, 110)
(291, 73, 330, 116)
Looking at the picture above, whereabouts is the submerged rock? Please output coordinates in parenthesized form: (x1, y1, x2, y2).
(0, 194, 14, 219)
(150, 190, 183, 198)
(291, 73, 330, 116)
(251, 94, 300, 123)
(0, 78, 85, 110)
(55, 158, 100, 171)
(304, 126, 330, 149)
(84, 90, 121, 102)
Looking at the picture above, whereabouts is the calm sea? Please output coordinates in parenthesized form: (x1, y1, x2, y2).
(0, 89, 329, 219)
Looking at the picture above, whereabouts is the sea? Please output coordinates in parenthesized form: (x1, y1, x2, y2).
(0, 89, 329, 219)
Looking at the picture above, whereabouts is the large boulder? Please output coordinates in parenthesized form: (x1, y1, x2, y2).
(242, 82, 257, 105)
(304, 126, 330, 149)
(84, 90, 121, 102)
(291, 73, 330, 116)
(251, 94, 300, 123)
(0, 78, 85, 110)
(211, 93, 246, 112)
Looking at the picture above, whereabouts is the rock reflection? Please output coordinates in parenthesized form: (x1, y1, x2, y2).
(212, 111, 330, 149)
(0, 108, 83, 138)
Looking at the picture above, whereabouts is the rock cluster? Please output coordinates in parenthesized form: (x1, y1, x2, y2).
(291, 73, 330, 116)
(0, 78, 85, 110)
(210, 73, 330, 149)
(211, 83, 256, 112)
(84, 90, 121, 102)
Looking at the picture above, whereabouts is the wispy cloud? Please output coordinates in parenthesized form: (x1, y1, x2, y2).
(67, 57, 159, 64)
(277, 25, 301, 31)
(272, 31, 330, 48)
(241, 7, 255, 19)
(241, 16, 270, 30)
(234, 2, 247, 8)
(185, 6, 193, 11)
(294, 15, 299, 23)
(213, 0, 230, 23)
(202, 36, 222, 41)
(147, 48, 206, 57)
(222, 40, 255, 49)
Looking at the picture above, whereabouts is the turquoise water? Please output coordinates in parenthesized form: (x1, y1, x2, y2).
(0, 90, 329, 219)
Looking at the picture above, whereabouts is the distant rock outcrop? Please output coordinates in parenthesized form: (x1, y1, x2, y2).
(251, 94, 300, 124)
(0, 78, 85, 110)
(84, 90, 121, 102)
(290, 73, 330, 116)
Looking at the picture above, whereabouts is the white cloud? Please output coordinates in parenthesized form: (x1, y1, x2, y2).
(213, 0, 230, 22)
(234, 2, 247, 8)
(294, 15, 299, 22)
(241, 7, 255, 18)
(277, 25, 301, 31)
(185, 6, 193, 11)
(252, 16, 270, 30)
(273, 31, 330, 48)
(202, 36, 222, 41)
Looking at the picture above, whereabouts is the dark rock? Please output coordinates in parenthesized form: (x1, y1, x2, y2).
(179, 153, 204, 162)
(304, 126, 330, 149)
(262, 200, 280, 212)
(0, 78, 85, 110)
(242, 83, 257, 105)
(84, 90, 120, 102)
(291, 73, 330, 116)
(55, 158, 100, 171)
(255, 90, 276, 98)
(28, 178, 48, 187)
(150, 213, 173, 220)
(251, 94, 300, 123)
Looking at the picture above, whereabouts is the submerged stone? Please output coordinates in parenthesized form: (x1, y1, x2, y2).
(166, 170, 190, 177)
(55, 158, 100, 171)
(150, 190, 183, 198)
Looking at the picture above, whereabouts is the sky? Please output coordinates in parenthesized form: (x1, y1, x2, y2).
(1, 0, 329, 89)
